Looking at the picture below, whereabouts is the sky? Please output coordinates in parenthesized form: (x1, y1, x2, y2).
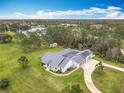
(0, 0, 124, 19)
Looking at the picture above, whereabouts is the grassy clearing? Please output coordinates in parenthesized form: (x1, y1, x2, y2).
(92, 67, 124, 93)
(94, 56, 124, 68)
(121, 39, 124, 47)
(0, 42, 90, 93)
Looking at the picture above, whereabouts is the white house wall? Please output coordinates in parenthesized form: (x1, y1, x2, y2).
(86, 54, 93, 61)
(61, 60, 73, 73)
(72, 60, 80, 68)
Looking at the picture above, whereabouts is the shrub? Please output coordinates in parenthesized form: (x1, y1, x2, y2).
(0, 34, 12, 43)
(61, 84, 84, 93)
(0, 78, 9, 89)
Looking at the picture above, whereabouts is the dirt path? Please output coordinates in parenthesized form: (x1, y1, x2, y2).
(81, 59, 102, 93)
(45, 67, 79, 76)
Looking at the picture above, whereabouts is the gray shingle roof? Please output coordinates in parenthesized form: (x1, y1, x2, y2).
(59, 58, 70, 68)
(49, 55, 64, 68)
(80, 50, 91, 58)
(72, 55, 85, 65)
(41, 49, 93, 71)
(58, 48, 79, 56)
(63, 51, 79, 58)
(42, 52, 56, 64)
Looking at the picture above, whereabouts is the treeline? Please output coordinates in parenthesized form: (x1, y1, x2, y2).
(0, 34, 12, 43)
(0, 23, 31, 32)
(44, 24, 124, 64)
(16, 32, 44, 52)
(1, 22, 124, 63)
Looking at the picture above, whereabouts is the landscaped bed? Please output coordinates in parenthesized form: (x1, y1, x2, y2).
(92, 67, 124, 93)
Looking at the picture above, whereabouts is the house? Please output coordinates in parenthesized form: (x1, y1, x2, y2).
(50, 43, 58, 48)
(41, 48, 94, 73)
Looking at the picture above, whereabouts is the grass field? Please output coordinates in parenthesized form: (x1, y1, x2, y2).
(0, 42, 90, 93)
(92, 67, 124, 93)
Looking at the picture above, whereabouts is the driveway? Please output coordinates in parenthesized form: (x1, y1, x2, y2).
(81, 59, 124, 93)
(103, 63, 124, 72)
(81, 59, 102, 93)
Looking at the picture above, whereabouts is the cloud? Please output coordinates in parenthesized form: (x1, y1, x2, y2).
(104, 11, 124, 19)
(0, 6, 124, 19)
(101, 6, 124, 19)
(107, 6, 121, 11)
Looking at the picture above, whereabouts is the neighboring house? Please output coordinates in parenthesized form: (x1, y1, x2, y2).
(41, 48, 94, 73)
(60, 23, 78, 27)
(50, 43, 58, 48)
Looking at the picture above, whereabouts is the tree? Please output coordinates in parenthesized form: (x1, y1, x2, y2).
(20, 32, 42, 52)
(116, 23, 124, 39)
(92, 37, 121, 60)
(0, 34, 12, 43)
(0, 78, 9, 89)
(78, 43, 83, 50)
(15, 33, 26, 43)
(61, 84, 84, 93)
(18, 56, 29, 68)
(118, 55, 124, 64)
(106, 48, 112, 60)
(0, 24, 8, 32)
(96, 61, 104, 71)
(45, 26, 75, 48)
(70, 85, 84, 93)
(42, 34, 53, 45)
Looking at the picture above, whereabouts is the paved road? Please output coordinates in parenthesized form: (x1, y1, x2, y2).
(103, 63, 124, 72)
(81, 59, 102, 93)
(120, 49, 124, 56)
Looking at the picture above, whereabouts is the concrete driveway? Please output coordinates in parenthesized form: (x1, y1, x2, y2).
(81, 59, 102, 93)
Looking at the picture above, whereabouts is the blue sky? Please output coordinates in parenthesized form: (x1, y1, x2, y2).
(0, 0, 124, 19)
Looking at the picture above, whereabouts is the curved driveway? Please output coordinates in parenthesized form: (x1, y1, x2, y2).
(81, 59, 102, 93)
(81, 59, 124, 93)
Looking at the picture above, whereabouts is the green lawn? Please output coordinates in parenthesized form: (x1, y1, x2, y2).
(92, 67, 124, 93)
(0, 42, 90, 93)
(94, 56, 124, 68)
